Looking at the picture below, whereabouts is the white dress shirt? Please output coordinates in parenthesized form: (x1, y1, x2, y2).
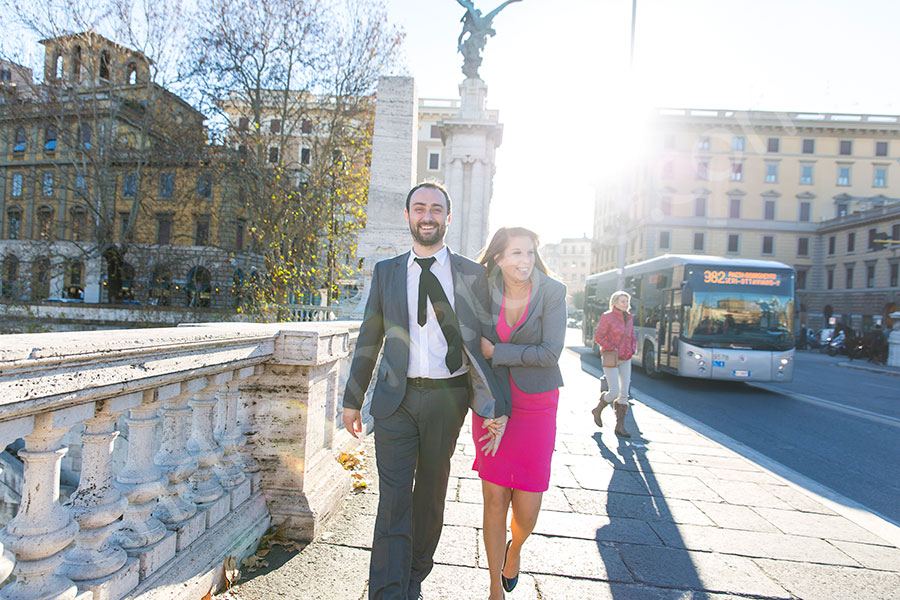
(406, 246, 469, 379)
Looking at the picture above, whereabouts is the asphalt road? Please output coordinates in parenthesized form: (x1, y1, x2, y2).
(570, 334, 900, 526)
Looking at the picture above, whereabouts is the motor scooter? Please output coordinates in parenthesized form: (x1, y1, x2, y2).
(826, 330, 846, 356)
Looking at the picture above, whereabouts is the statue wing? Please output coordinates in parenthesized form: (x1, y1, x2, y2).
(484, 0, 522, 22)
(456, 0, 477, 12)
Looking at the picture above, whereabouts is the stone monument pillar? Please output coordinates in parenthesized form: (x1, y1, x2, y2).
(350, 76, 418, 316)
(440, 78, 503, 259)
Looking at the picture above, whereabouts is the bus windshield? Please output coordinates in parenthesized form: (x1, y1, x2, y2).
(683, 267, 795, 351)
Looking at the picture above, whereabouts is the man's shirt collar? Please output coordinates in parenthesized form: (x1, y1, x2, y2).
(408, 245, 450, 268)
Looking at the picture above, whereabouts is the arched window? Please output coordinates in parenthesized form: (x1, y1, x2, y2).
(54, 54, 63, 79)
(70, 206, 87, 242)
(121, 262, 135, 301)
(1, 255, 18, 299)
(150, 265, 172, 306)
(99, 50, 111, 81)
(126, 63, 137, 85)
(186, 266, 212, 307)
(44, 125, 57, 152)
(79, 123, 91, 149)
(66, 260, 84, 299)
(37, 205, 54, 240)
(6, 207, 22, 240)
(13, 127, 26, 153)
(72, 46, 82, 81)
(31, 257, 50, 301)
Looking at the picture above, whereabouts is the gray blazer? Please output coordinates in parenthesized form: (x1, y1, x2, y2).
(488, 268, 567, 394)
(342, 250, 511, 419)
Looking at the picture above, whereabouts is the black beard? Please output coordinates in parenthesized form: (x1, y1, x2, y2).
(410, 220, 446, 246)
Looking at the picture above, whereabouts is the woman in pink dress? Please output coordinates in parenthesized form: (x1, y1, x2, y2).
(471, 227, 567, 600)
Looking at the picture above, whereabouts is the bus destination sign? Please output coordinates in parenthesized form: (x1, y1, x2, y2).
(702, 270, 782, 287)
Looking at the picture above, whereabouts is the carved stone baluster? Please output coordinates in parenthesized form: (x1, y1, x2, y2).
(214, 373, 250, 509)
(186, 375, 228, 527)
(152, 380, 206, 552)
(60, 394, 141, 600)
(0, 406, 92, 600)
(234, 366, 263, 492)
(114, 390, 175, 580)
(0, 415, 34, 588)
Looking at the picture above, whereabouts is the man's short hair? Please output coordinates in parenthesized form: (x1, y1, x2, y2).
(406, 181, 452, 213)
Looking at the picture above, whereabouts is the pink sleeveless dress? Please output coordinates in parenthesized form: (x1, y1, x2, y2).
(471, 294, 559, 492)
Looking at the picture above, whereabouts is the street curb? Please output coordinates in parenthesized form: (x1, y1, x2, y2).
(573, 350, 900, 550)
(836, 361, 900, 377)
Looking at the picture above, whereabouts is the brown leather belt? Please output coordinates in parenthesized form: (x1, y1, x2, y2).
(406, 373, 469, 389)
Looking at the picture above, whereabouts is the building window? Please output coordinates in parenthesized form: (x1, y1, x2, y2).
(837, 166, 850, 186)
(828, 236, 836, 255)
(428, 152, 440, 171)
(694, 197, 706, 217)
(37, 206, 53, 240)
(729, 197, 741, 219)
(730, 160, 743, 182)
(127, 63, 138, 85)
(124, 172, 137, 197)
(11, 173, 23, 197)
(70, 206, 87, 242)
(765, 163, 778, 183)
(763, 199, 775, 220)
(661, 160, 674, 179)
(44, 126, 57, 152)
(197, 174, 212, 198)
(13, 127, 26, 153)
(727, 234, 740, 253)
(156, 215, 173, 245)
(893, 223, 900, 241)
(238, 117, 249, 131)
(767, 138, 780, 153)
(890, 263, 899, 287)
(235, 219, 246, 251)
(839, 140, 852, 155)
(874, 167, 887, 187)
(159, 172, 174, 198)
(99, 50, 111, 80)
(845, 266, 854, 289)
(119, 212, 130, 242)
(799, 202, 811, 222)
(696, 161, 708, 180)
(796, 270, 807, 290)
(31, 257, 49, 300)
(268, 147, 279, 164)
(195, 217, 210, 246)
(270, 119, 281, 134)
(847, 232, 856, 253)
(658, 231, 670, 250)
(827, 269, 834, 289)
(797, 237, 809, 257)
(430, 125, 440, 139)
(697, 136, 710, 150)
(2, 255, 18, 299)
(42, 172, 54, 197)
(802, 139, 815, 154)
(762, 235, 774, 255)
(693, 232, 705, 252)
(876, 141, 888, 157)
(837, 203, 848, 218)
(301, 119, 313, 134)
(6, 208, 21, 240)
(301, 147, 311, 165)
(732, 136, 744, 151)
(866, 264, 876, 288)
(72, 46, 82, 80)
(661, 196, 672, 216)
(800, 164, 813, 184)
(79, 124, 91, 149)
(868, 228, 878, 251)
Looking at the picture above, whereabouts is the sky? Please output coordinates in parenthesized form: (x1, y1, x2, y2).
(383, 0, 900, 244)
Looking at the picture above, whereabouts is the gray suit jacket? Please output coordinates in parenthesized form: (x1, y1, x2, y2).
(488, 268, 567, 394)
(342, 250, 511, 419)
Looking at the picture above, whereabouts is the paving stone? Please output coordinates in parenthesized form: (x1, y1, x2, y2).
(755, 558, 900, 600)
(643, 441, 738, 459)
(443, 500, 486, 529)
(434, 524, 477, 568)
(830, 539, 900, 571)
(753, 506, 892, 544)
(318, 511, 374, 549)
(638, 473, 726, 503)
(664, 453, 760, 472)
(618, 543, 792, 598)
(539, 485, 573, 512)
(692, 501, 781, 533)
(532, 510, 662, 545)
(650, 522, 860, 566)
(562, 438, 604, 455)
(703, 467, 783, 486)
(518, 534, 633, 582)
(564, 488, 714, 526)
(758, 482, 839, 515)
(340, 489, 380, 516)
(418, 563, 504, 600)
(534, 574, 704, 600)
(548, 463, 581, 488)
(699, 479, 793, 509)
(458, 476, 483, 503)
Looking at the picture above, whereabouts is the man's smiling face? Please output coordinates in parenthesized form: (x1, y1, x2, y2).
(406, 186, 450, 247)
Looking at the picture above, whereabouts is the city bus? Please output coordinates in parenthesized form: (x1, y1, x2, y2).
(583, 255, 795, 382)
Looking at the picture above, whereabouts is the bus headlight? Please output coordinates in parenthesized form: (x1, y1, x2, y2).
(779, 358, 791, 366)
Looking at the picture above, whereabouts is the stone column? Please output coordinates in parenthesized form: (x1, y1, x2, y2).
(186, 376, 228, 528)
(215, 369, 252, 510)
(59, 394, 141, 600)
(114, 390, 174, 580)
(152, 380, 204, 553)
(0, 415, 34, 588)
(0, 408, 89, 600)
(234, 367, 263, 493)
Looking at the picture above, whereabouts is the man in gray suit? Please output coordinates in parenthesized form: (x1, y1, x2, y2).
(343, 182, 510, 600)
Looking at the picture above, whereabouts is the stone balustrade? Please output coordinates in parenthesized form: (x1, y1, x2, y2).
(0, 321, 361, 600)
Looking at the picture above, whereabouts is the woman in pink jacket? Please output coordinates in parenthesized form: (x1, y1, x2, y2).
(591, 291, 637, 437)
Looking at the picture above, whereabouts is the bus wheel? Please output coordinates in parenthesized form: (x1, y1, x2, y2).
(643, 344, 660, 378)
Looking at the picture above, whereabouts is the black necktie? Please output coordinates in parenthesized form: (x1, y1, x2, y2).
(414, 257, 463, 373)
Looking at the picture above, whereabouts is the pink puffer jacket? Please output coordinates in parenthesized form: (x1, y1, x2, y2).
(594, 309, 638, 361)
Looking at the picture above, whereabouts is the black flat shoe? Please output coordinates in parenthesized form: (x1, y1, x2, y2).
(501, 540, 518, 593)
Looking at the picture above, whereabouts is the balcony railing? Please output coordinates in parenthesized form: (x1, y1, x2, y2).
(0, 321, 360, 600)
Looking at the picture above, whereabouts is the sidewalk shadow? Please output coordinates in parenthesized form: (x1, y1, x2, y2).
(593, 422, 706, 597)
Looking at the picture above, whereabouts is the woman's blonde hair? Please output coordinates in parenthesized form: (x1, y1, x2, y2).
(609, 290, 631, 311)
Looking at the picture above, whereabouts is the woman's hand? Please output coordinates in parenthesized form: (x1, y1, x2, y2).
(479, 415, 508, 456)
(480, 337, 495, 360)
